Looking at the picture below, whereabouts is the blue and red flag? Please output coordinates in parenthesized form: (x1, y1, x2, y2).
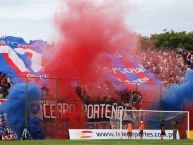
(100, 52, 160, 90)
(0, 36, 47, 83)
(0, 36, 160, 88)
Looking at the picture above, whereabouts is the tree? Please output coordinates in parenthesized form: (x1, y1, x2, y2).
(140, 30, 193, 51)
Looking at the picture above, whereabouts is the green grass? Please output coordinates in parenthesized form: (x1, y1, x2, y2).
(0, 140, 193, 145)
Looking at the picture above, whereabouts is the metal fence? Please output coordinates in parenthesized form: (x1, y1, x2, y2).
(0, 76, 187, 139)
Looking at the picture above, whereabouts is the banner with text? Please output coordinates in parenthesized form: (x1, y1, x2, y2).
(69, 129, 180, 140)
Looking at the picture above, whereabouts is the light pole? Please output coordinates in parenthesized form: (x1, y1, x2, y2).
(21, 78, 32, 140)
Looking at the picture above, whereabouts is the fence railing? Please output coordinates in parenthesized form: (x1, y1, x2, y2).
(0, 76, 186, 139)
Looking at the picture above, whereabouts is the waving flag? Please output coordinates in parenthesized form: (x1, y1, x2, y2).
(0, 36, 47, 83)
(0, 35, 159, 88)
(100, 52, 160, 90)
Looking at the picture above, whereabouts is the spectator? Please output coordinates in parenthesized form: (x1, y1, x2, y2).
(0, 72, 12, 98)
(139, 120, 144, 139)
(172, 120, 179, 140)
(41, 86, 49, 98)
(127, 121, 133, 139)
(160, 120, 166, 140)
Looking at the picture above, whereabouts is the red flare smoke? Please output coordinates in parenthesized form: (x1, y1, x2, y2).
(44, 0, 139, 81)
(42, 0, 140, 138)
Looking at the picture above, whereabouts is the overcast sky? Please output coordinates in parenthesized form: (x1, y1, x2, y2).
(0, 0, 193, 42)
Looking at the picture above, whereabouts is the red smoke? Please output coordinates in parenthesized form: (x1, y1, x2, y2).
(44, 0, 139, 81)
(42, 0, 140, 138)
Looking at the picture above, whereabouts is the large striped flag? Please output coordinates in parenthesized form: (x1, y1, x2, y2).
(0, 36, 160, 88)
(0, 36, 47, 83)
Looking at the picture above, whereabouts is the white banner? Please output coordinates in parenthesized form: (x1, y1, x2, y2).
(69, 129, 179, 140)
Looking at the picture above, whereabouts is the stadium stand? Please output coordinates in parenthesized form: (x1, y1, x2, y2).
(139, 49, 191, 86)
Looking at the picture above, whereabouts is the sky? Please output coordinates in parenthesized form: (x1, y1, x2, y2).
(0, 0, 193, 42)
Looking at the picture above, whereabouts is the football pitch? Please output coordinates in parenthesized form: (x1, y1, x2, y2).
(0, 140, 193, 145)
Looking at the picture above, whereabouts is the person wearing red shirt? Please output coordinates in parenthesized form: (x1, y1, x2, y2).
(139, 120, 144, 139)
(127, 121, 133, 139)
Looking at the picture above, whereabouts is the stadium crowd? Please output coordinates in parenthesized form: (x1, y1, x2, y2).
(139, 49, 192, 86)
(75, 85, 142, 110)
(120, 89, 142, 110)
